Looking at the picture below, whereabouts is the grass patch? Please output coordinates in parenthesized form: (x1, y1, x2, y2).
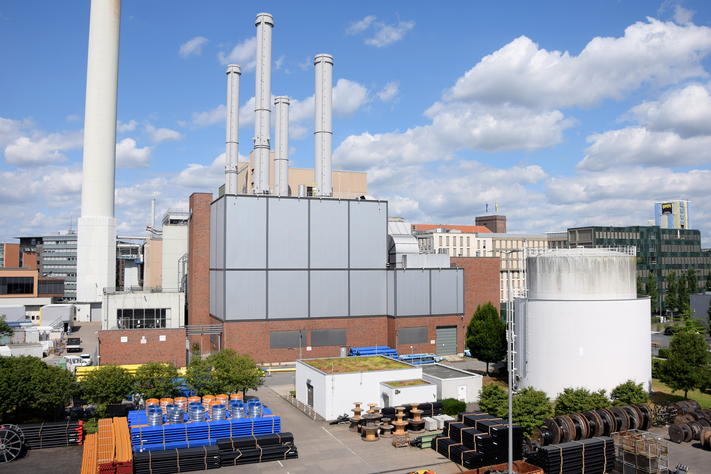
(651, 378, 711, 409)
(385, 379, 429, 387)
(304, 356, 410, 373)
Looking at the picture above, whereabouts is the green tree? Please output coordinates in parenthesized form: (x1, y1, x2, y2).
(707, 299, 711, 335)
(706, 271, 711, 291)
(554, 387, 610, 415)
(80, 365, 134, 417)
(0, 315, 14, 338)
(646, 275, 658, 314)
(610, 380, 649, 406)
(33, 364, 77, 420)
(185, 349, 264, 396)
(466, 302, 506, 375)
(665, 271, 678, 316)
(477, 383, 508, 418)
(511, 387, 555, 437)
(659, 331, 711, 399)
(134, 362, 180, 400)
(184, 352, 211, 397)
(688, 268, 698, 296)
(637, 275, 645, 295)
(678, 272, 690, 314)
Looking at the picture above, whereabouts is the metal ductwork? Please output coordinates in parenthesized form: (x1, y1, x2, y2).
(253, 13, 273, 194)
(314, 54, 333, 197)
(225, 64, 241, 195)
(274, 96, 290, 196)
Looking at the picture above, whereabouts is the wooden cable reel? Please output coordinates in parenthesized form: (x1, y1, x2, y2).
(544, 418, 561, 445)
(611, 407, 630, 432)
(621, 405, 640, 430)
(597, 408, 617, 436)
(583, 410, 604, 438)
(0, 424, 24, 463)
(569, 413, 589, 440)
(531, 427, 553, 447)
(701, 427, 711, 450)
(635, 404, 653, 430)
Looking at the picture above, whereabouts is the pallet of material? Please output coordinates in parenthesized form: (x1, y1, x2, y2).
(80, 433, 99, 474)
(133, 445, 221, 474)
(112, 417, 133, 474)
(97, 418, 116, 474)
(19, 420, 83, 449)
(525, 437, 615, 474)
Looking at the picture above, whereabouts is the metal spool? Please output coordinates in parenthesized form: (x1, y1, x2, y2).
(531, 427, 552, 447)
(630, 404, 645, 428)
(701, 427, 711, 449)
(544, 418, 560, 445)
(0, 424, 24, 463)
(669, 424, 685, 443)
(563, 415, 577, 442)
(147, 406, 164, 426)
(689, 410, 703, 421)
(689, 421, 702, 441)
(597, 409, 617, 436)
(569, 413, 589, 440)
(611, 407, 630, 432)
(698, 418, 711, 428)
(211, 404, 226, 421)
(583, 411, 604, 438)
(682, 423, 693, 442)
(188, 403, 205, 422)
(695, 411, 708, 421)
(674, 414, 689, 425)
(703, 409, 711, 419)
(636, 404, 653, 430)
(688, 400, 702, 411)
(621, 406, 639, 430)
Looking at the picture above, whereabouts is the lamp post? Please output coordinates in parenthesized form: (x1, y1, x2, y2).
(493, 248, 523, 474)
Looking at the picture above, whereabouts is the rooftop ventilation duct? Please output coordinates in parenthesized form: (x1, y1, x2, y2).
(253, 13, 273, 194)
(225, 64, 241, 194)
(314, 54, 333, 197)
(274, 96, 290, 196)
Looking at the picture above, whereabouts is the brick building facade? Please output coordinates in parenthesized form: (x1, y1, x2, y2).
(187, 193, 213, 347)
(98, 328, 186, 366)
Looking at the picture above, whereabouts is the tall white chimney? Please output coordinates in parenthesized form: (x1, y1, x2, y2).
(253, 13, 273, 194)
(151, 198, 155, 227)
(274, 96, 290, 196)
(314, 54, 333, 197)
(77, 0, 120, 309)
(225, 64, 241, 194)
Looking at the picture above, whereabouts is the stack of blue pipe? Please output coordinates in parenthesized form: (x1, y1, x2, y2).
(348, 346, 398, 358)
(128, 405, 281, 452)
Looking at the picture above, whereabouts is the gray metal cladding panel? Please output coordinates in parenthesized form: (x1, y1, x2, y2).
(310, 270, 348, 317)
(349, 201, 387, 269)
(387, 270, 395, 316)
(395, 269, 431, 316)
(215, 270, 224, 320)
(225, 270, 266, 320)
(270, 330, 306, 349)
(310, 199, 349, 269)
(350, 270, 387, 316)
(311, 328, 347, 347)
(268, 271, 308, 319)
(268, 198, 308, 269)
(431, 268, 462, 315)
(226, 196, 266, 269)
(399, 326, 428, 344)
(210, 201, 217, 268)
(209, 270, 217, 318)
(213, 199, 225, 269)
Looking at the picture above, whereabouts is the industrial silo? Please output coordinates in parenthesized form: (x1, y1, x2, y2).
(513, 248, 651, 398)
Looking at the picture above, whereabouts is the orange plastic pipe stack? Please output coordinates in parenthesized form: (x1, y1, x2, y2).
(80, 433, 99, 474)
(112, 417, 133, 474)
(160, 398, 173, 415)
(174, 397, 188, 412)
(145, 398, 159, 415)
(97, 418, 116, 474)
(216, 394, 229, 405)
(202, 395, 215, 413)
(230, 393, 243, 401)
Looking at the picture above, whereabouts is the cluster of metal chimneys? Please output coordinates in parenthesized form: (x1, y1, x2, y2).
(225, 13, 333, 197)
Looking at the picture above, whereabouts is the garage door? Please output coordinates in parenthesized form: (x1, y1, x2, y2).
(436, 326, 457, 356)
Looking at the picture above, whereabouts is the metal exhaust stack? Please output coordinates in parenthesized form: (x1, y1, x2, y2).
(151, 198, 155, 227)
(274, 96, 290, 196)
(314, 54, 333, 197)
(225, 64, 241, 194)
(253, 13, 274, 194)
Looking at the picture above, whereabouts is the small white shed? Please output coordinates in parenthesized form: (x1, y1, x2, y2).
(295, 356, 422, 420)
(380, 379, 437, 408)
(421, 364, 483, 403)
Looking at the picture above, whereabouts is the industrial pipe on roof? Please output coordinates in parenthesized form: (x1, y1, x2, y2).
(314, 54, 333, 197)
(225, 64, 241, 194)
(274, 96, 290, 196)
(253, 13, 274, 194)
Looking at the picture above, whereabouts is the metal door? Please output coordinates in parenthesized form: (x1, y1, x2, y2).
(307, 383, 313, 407)
(436, 326, 457, 356)
(383, 394, 390, 408)
(458, 385, 467, 402)
(340, 346, 347, 357)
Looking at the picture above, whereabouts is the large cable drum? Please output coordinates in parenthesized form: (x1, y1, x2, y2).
(0, 424, 24, 463)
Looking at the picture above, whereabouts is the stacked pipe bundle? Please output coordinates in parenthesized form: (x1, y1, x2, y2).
(666, 399, 711, 444)
(112, 417, 133, 474)
(19, 420, 83, 449)
(531, 403, 653, 447)
(81, 433, 99, 474)
(97, 418, 116, 474)
(348, 346, 398, 358)
(128, 406, 281, 451)
(381, 401, 443, 419)
(525, 437, 615, 474)
(217, 433, 298, 467)
(133, 446, 220, 474)
(430, 410, 524, 469)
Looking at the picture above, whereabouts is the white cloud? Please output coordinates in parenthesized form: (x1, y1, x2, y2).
(0, 164, 82, 209)
(444, 18, 711, 110)
(332, 79, 370, 119)
(298, 56, 311, 71)
(144, 124, 182, 143)
(0, 116, 31, 148)
(191, 104, 225, 128)
(377, 81, 400, 102)
(66, 114, 81, 122)
(628, 83, 711, 137)
(217, 36, 256, 70)
(117, 119, 138, 132)
(4, 130, 83, 166)
(172, 154, 227, 190)
(578, 127, 711, 171)
(115, 177, 167, 209)
(674, 5, 696, 25)
(115, 138, 152, 169)
(365, 20, 415, 47)
(346, 16, 376, 35)
(179, 36, 209, 57)
(274, 55, 285, 70)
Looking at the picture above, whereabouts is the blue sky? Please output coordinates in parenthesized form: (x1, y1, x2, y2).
(2, 1, 711, 243)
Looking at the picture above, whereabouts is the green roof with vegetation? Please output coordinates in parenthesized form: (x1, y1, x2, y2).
(303, 356, 410, 374)
(384, 379, 429, 387)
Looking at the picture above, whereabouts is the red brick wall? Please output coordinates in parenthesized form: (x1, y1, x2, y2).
(451, 256, 501, 320)
(188, 193, 213, 348)
(98, 328, 187, 366)
(2, 244, 19, 268)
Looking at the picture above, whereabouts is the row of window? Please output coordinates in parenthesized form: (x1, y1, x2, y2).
(43, 240, 75, 245)
(596, 231, 641, 240)
(437, 235, 488, 249)
(43, 248, 76, 253)
(116, 308, 169, 329)
(661, 244, 701, 252)
(38, 280, 64, 295)
(661, 233, 699, 241)
(43, 256, 76, 261)
(0, 277, 34, 295)
(43, 264, 76, 269)
(268, 326, 429, 349)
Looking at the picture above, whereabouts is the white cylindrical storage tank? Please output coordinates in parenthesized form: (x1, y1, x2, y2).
(274, 96, 290, 196)
(253, 13, 273, 194)
(225, 64, 241, 195)
(515, 248, 651, 399)
(314, 54, 333, 197)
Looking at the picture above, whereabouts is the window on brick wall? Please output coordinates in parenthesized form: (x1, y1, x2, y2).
(117, 308, 167, 329)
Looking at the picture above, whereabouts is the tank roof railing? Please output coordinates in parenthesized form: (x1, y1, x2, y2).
(526, 245, 636, 258)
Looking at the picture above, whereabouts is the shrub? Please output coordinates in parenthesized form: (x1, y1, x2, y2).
(478, 383, 508, 418)
(611, 380, 649, 406)
(555, 387, 610, 415)
(652, 359, 663, 378)
(652, 317, 661, 323)
(657, 348, 670, 359)
(441, 398, 467, 416)
(512, 387, 554, 437)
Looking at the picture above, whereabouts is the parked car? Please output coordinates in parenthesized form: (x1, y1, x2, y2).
(80, 354, 93, 366)
(64, 355, 90, 368)
(664, 327, 677, 336)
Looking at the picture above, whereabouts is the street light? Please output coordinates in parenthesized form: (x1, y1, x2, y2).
(493, 247, 523, 474)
